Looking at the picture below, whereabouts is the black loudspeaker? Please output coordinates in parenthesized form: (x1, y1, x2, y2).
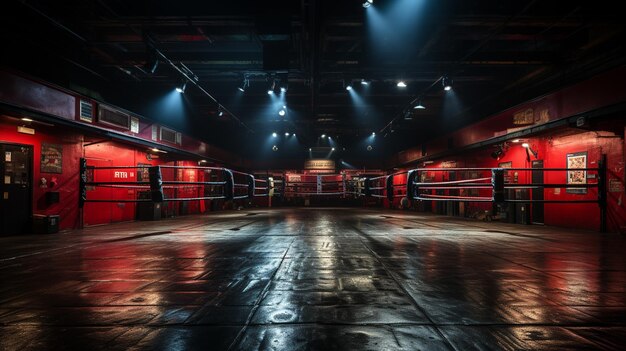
(263, 41, 290, 71)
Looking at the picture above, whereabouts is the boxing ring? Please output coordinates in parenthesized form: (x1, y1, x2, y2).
(78, 156, 608, 231)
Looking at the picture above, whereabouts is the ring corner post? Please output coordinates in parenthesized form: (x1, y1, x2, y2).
(247, 174, 255, 199)
(406, 170, 418, 203)
(598, 154, 608, 233)
(491, 168, 505, 216)
(223, 169, 234, 201)
(79, 158, 87, 229)
(386, 174, 394, 203)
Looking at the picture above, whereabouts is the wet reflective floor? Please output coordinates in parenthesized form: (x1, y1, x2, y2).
(1, 208, 625, 350)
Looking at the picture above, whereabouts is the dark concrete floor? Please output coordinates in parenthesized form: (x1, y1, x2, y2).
(1, 208, 625, 350)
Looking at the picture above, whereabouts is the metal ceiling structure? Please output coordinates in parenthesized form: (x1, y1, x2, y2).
(2, 0, 625, 158)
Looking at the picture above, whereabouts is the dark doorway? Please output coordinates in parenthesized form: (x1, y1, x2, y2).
(0, 143, 33, 235)
(531, 160, 544, 224)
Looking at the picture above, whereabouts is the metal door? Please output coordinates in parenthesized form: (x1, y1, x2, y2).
(0, 143, 33, 235)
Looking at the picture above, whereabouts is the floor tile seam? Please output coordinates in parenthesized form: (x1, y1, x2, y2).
(226, 218, 297, 351)
(350, 224, 457, 351)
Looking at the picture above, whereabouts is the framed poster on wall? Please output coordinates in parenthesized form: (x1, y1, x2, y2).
(566, 151, 587, 194)
(41, 143, 63, 173)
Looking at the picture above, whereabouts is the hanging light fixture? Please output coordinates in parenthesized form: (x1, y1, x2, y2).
(175, 81, 187, 93)
(442, 76, 452, 91)
(413, 98, 426, 109)
(237, 77, 249, 92)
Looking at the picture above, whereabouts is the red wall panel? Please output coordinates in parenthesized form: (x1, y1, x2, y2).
(1, 118, 81, 230)
(414, 129, 625, 232)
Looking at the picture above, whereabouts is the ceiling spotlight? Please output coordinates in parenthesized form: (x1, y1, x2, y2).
(362, 2, 371, 8)
(272, 132, 277, 138)
(331, 147, 335, 151)
(285, 132, 290, 136)
(272, 145, 278, 152)
(371, 132, 376, 136)
(442, 76, 452, 91)
(309, 148, 312, 151)
(217, 105, 224, 116)
(237, 78, 249, 92)
(512, 139, 521, 143)
(397, 81, 407, 88)
(321, 134, 326, 138)
(175, 82, 187, 93)
(361, 79, 369, 85)
(280, 86, 287, 93)
(21, 118, 33, 122)
(278, 109, 286, 116)
(522, 143, 529, 148)
(367, 145, 373, 151)
(293, 133, 296, 137)
(414, 99, 426, 109)
(267, 80, 275, 95)
(346, 84, 352, 91)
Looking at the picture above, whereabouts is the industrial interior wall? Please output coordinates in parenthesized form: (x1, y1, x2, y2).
(83, 144, 209, 226)
(0, 117, 82, 230)
(417, 128, 625, 232)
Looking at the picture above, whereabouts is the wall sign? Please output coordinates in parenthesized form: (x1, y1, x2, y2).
(566, 151, 587, 194)
(304, 159, 335, 171)
(41, 143, 63, 174)
(513, 108, 534, 125)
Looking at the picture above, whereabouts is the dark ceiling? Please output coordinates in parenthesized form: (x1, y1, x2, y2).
(2, 0, 625, 162)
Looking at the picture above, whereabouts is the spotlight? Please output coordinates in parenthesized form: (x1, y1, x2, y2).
(442, 76, 452, 91)
(285, 132, 290, 136)
(397, 81, 407, 88)
(512, 139, 521, 143)
(145, 47, 159, 74)
(361, 79, 369, 85)
(491, 148, 504, 160)
(309, 148, 312, 151)
(278, 109, 286, 116)
(523, 143, 538, 160)
(267, 89, 274, 95)
(175, 82, 187, 93)
(367, 145, 373, 151)
(362, 2, 371, 8)
(346, 84, 352, 91)
(371, 132, 376, 136)
(21, 118, 33, 122)
(413, 100, 426, 109)
(217, 105, 224, 117)
(293, 133, 296, 137)
(331, 147, 335, 151)
(272, 145, 278, 152)
(321, 134, 326, 138)
(237, 78, 248, 92)
(267, 80, 275, 95)
(272, 132, 277, 137)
